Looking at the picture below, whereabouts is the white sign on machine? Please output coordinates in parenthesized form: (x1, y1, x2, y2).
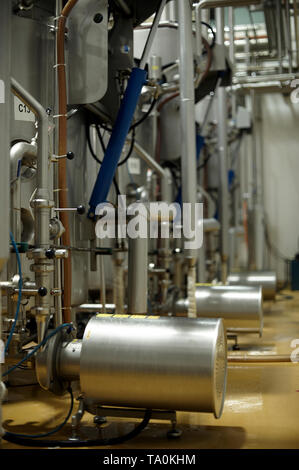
(14, 96, 35, 122)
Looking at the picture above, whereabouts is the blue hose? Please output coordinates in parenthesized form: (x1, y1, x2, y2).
(5, 232, 23, 354)
(88, 67, 147, 218)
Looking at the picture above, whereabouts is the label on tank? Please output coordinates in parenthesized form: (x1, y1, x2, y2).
(128, 157, 141, 175)
(14, 96, 35, 122)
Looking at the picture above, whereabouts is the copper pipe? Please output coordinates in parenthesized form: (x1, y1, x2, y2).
(56, 0, 78, 322)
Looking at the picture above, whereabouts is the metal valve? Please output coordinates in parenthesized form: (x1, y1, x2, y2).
(51, 151, 75, 162)
(54, 205, 85, 215)
(38, 286, 48, 297)
(45, 248, 68, 259)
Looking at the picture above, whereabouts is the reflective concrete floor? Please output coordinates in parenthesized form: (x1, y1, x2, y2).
(2, 290, 299, 449)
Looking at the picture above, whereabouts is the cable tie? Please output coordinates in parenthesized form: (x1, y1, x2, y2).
(53, 114, 67, 118)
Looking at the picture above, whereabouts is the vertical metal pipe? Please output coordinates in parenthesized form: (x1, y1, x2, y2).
(0, 0, 11, 439)
(285, 0, 292, 72)
(228, 7, 235, 64)
(99, 256, 106, 314)
(10, 79, 52, 342)
(216, 8, 229, 282)
(197, 241, 207, 282)
(202, 8, 210, 27)
(53, 0, 64, 328)
(161, 1, 177, 22)
(113, 254, 124, 315)
(11, 79, 49, 194)
(293, 0, 299, 68)
(228, 7, 236, 120)
(276, 0, 283, 74)
(140, 0, 167, 70)
(251, 90, 264, 270)
(128, 235, 148, 315)
(195, 3, 203, 57)
(177, 0, 197, 259)
(177, 0, 198, 317)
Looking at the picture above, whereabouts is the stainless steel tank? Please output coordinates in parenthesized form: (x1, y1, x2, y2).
(61, 315, 227, 418)
(175, 285, 263, 335)
(227, 271, 277, 300)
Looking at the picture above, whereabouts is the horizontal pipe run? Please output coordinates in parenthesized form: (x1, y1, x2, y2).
(233, 73, 299, 85)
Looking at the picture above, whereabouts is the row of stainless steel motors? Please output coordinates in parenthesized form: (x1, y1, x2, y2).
(35, 270, 276, 420)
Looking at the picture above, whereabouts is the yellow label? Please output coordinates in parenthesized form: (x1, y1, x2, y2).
(152, 65, 159, 70)
(96, 314, 160, 320)
(195, 283, 212, 286)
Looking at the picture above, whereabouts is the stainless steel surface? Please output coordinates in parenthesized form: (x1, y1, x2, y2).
(233, 73, 299, 85)
(275, 0, 283, 74)
(161, 168, 173, 203)
(67, 0, 108, 105)
(228, 7, 235, 65)
(197, 245, 206, 282)
(133, 141, 166, 179)
(79, 315, 227, 417)
(139, 0, 167, 70)
(161, 2, 177, 22)
(177, 0, 197, 260)
(175, 285, 263, 335)
(10, 141, 37, 241)
(57, 339, 82, 381)
(227, 271, 277, 300)
(77, 303, 116, 312)
(249, 91, 265, 271)
(149, 55, 162, 81)
(127, 235, 148, 314)
(11, 78, 49, 197)
(203, 218, 221, 233)
(195, 2, 203, 57)
(216, 8, 229, 282)
(228, 226, 244, 272)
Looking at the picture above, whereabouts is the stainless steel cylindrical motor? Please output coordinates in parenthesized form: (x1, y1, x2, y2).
(38, 314, 227, 419)
(80, 315, 227, 418)
(175, 284, 263, 335)
(227, 271, 277, 300)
